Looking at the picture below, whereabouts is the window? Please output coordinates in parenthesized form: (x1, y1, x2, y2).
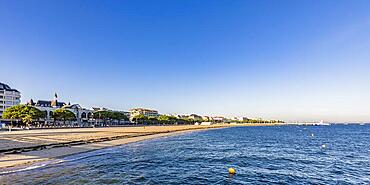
(5, 101, 13, 105)
(41, 111, 47, 118)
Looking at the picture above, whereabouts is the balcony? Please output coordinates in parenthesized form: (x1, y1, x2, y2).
(4, 91, 13, 95)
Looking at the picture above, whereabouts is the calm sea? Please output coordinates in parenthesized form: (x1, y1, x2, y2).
(1, 125, 370, 184)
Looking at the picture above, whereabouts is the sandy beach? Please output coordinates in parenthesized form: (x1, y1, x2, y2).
(0, 124, 275, 171)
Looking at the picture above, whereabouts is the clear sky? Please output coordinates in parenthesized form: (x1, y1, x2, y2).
(1, 0, 370, 122)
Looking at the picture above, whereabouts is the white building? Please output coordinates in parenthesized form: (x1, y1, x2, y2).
(237, 117, 249, 122)
(0, 82, 21, 117)
(129, 108, 159, 118)
(27, 96, 93, 122)
(212, 116, 225, 122)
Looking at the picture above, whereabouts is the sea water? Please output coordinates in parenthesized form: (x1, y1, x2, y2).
(1, 125, 370, 184)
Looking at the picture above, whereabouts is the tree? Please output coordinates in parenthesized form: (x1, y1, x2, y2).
(53, 109, 76, 125)
(2, 105, 45, 128)
(93, 111, 128, 125)
(158, 115, 170, 124)
(167, 116, 179, 124)
(157, 115, 179, 125)
(93, 111, 109, 125)
(132, 114, 147, 124)
(110, 111, 128, 121)
(179, 117, 195, 125)
(147, 116, 159, 125)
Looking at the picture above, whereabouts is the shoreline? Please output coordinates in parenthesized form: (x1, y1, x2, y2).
(0, 124, 277, 172)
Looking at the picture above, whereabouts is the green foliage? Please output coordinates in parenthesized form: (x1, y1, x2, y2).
(132, 114, 161, 124)
(93, 111, 109, 119)
(167, 115, 179, 124)
(202, 117, 210, 122)
(147, 116, 159, 124)
(110, 111, 128, 120)
(132, 114, 147, 124)
(93, 111, 128, 120)
(182, 117, 196, 124)
(157, 115, 170, 124)
(53, 109, 76, 121)
(1, 105, 45, 126)
(132, 114, 194, 125)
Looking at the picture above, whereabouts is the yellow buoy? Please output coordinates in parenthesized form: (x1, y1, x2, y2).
(228, 168, 236, 174)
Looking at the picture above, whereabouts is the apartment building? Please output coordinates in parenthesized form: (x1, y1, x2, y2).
(129, 108, 159, 118)
(0, 82, 21, 117)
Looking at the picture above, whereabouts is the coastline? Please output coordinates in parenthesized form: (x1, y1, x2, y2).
(0, 124, 276, 172)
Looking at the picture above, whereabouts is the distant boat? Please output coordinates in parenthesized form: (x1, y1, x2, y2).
(312, 120, 330, 126)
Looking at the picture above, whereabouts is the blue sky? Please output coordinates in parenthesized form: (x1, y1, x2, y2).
(1, 0, 370, 122)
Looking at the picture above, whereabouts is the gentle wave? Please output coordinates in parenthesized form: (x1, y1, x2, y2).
(0, 159, 64, 176)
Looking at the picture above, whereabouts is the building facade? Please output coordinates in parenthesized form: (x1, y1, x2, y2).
(27, 97, 93, 122)
(212, 116, 225, 122)
(0, 82, 21, 117)
(129, 108, 159, 118)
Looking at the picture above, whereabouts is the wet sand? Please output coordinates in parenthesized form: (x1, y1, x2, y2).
(0, 124, 275, 170)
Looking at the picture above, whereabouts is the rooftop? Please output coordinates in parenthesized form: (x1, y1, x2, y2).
(129, 108, 158, 112)
(27, 99, 66, 107)
(0, 82, 20, 92)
